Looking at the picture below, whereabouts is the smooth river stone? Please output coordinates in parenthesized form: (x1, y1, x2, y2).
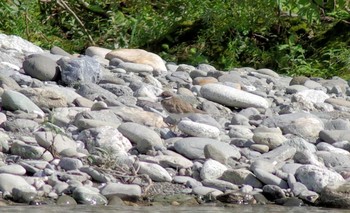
(138, 161, 172, 182)
(174, 137, 238, 160)
(22, 53, 59, 81)
(319, 130, 350, 144)
(100, 183, 141, 200)
(200, 159, 227, 180)
(118, 122, 165, 153)
(200, 83, 269, 109)
(178, 119, 220, 139)
(0, 173, 34, 192)
(1, 90, 44, 117)
(106, 49, 167, 74)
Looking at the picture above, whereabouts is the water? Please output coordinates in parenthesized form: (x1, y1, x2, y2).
(0, 205, 348, 213)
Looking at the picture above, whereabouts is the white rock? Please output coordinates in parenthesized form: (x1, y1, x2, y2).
(0, 164, 26, 175)
(0, 34, 44, 53)
(201, 83, 269, 109)
(0, 174, 34, 193)
(200, 159, 227, 180)
(178, 120, 220, 139)
(100, 183, 141, 199)
(296, 165, 345, 193)
(138, 161, 172, 182)
(293, 89, 329, 104)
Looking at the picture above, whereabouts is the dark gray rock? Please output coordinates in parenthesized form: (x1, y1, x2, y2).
(23, 54, 60, 81)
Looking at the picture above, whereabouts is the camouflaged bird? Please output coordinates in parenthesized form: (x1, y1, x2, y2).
(159, 91, 206, 114)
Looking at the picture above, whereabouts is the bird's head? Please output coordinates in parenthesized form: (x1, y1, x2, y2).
(159, 91, 174, 100)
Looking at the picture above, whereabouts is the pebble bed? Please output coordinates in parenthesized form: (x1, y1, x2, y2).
(0, 34, 349, 208)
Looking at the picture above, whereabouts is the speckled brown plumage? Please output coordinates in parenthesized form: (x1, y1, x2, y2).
(159, 91, 205, 114)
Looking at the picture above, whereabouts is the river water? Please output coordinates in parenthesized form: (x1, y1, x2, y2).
(0, 205, 348, 213)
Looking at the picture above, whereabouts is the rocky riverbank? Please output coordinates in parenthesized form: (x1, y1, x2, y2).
(0, 33, 349, 208)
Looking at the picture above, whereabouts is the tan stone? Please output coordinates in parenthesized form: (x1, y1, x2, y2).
(325, 98, 350, 108)
(193, 77, 218, 86)
(106, 49, 167, 74)
(18, 87, 68, 109)
(110, 106, 167, 128)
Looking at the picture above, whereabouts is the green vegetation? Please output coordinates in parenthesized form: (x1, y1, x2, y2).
(1, 0, 350, 79)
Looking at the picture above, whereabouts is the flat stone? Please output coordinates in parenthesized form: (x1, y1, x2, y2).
(254, 168, 288, 189)
(202, 179, 239, 191)
(174, 137, 238, 160)
(138, 161, 172, 182)
(192, 186, 223, 197)
(201, 83, 269, 109)
(0, 164, 26, 175)
(2, 90, 44, 117)
(178, 119, 220, 139)
(118, 122, 164, 153)
(100, 183, 141, 200)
